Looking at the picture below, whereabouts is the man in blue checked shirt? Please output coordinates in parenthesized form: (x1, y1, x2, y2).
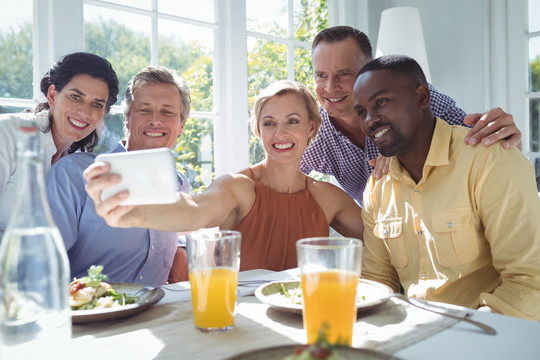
(46, 66, 191, 286)
(301, 26, 521, 204)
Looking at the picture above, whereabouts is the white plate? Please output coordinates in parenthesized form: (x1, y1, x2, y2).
(226, 344, 401, 360)
(71, 283, 164, 324)
(254, 279, 392, 316)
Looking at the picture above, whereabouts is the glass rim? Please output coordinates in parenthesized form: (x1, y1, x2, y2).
(187, 229, 241, 237)
(296, 237, 363, 249)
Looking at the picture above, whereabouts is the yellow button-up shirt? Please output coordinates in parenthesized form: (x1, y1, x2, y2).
(361, 118, 540, 321)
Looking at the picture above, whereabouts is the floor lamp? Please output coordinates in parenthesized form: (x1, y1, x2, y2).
(376, 6, 431, 83)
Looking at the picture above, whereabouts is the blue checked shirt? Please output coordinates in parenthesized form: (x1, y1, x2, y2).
(300, 84, 467, 203)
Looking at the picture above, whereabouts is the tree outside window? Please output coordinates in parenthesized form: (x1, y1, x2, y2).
(247, 0, 328, 165)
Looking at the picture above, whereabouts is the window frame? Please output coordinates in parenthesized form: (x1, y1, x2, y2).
(492, 0, 539, 183)
(7, 0, 327, 178)
(27, 0, 249, 178)
(525, 3, 540, 159)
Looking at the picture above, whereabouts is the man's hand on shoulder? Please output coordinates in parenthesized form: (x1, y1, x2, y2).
(463, 107, 522, 150)
(369, 154, 391, 179)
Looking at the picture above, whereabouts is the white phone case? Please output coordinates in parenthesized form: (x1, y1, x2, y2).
(96, 148, 180, 206)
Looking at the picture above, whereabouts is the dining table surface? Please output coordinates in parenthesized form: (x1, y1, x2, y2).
(70, 269, 540, 359)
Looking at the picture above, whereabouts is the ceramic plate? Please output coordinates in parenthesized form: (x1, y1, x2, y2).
(71, 283, 164, 324)
(226, 345, 400, 360)
(254, 279, 392, 316)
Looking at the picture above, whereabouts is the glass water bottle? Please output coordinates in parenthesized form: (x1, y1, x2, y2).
(0, 115, 71, 357)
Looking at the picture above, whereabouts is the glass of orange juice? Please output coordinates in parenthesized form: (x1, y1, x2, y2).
(186, 229, 241, 332)
(296, 237, 363, 346)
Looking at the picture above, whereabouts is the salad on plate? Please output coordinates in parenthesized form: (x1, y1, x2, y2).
(69, 265, 137, 310)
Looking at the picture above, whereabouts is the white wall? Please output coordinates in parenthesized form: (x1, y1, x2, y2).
(368, 0, 487, 114)
(330, 0, 525, 132)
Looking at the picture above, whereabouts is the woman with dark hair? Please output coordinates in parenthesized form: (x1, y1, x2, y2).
(0, 52, 119, 235)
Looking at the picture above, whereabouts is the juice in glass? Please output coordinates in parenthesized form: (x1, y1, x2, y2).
(302, 269, 358, 345)
(189, 267, 238, 331)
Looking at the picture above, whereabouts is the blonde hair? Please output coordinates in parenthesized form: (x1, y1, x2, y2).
(250, 80, 322, 146)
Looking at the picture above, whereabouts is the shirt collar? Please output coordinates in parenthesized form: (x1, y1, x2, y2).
(388, 117, 451, 181)
(425, 117, 451, 167)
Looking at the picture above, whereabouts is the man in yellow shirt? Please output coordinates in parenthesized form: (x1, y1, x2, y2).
(354, 54, 540, 321)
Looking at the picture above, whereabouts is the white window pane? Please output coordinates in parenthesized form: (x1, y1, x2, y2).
(293, 0, 327, 42)
(175, 117, 215, 191)
(0, 105, 29, 115)
(294, 46, 313, 89)
(95, 112, 125, 153)
(98, 0, 152, 11)
(158, 0, 214, 23)
(84, 4, 151, 102)
(158, 19, 214, 112)
(530, 98, 540, 152)
(247, 37, 287, 104)
(529, 0, 540, 32)
(0, 0, 32, 99)
(531, 158, 540, 191)
(246, 0, 287, 37)
(247, 36, 288, 165)
(529, 37, 540, 92)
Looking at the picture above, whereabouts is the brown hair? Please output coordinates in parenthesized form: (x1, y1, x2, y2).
(312, 26, 373, 62)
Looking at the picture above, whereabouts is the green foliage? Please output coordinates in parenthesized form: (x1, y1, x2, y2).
(0, 2, 328, 192)
(85, 18, 214, 192)
(85, 18, 151, 102)
(530, 56, 540, 153)
(247, 0, 328, 165)
(531, 55, 540, 93)
(0, 22, 33, 99)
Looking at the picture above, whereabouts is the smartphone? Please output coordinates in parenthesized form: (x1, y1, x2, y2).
(96, 148, 180, 206)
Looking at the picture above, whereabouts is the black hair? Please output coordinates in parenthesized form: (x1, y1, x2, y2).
(36, 52, 119, 153)
(358, 54, 427, 87)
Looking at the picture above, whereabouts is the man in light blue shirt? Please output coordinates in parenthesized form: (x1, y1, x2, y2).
(46, 66, 191, 286)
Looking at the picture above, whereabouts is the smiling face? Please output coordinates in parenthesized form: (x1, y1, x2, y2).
(47, 73, 109, 151)
(259, 93, 316, 163)
(125, 82, 185, 151)
(353, 69, 431, 158)
(312, 37, 369, 122)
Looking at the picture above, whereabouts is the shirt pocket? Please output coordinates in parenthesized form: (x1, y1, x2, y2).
(432, 207, 478, 266)
(373, 218, 408, 268)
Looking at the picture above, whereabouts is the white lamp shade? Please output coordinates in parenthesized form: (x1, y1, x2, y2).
(376, 7, 431, 82)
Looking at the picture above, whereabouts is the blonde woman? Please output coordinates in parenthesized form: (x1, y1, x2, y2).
(83, 80, 363, 271)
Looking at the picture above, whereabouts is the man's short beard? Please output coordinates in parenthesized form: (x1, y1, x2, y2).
(378, 131, 416, 157)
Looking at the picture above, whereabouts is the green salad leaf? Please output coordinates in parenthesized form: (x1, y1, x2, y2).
(85, 265, 109, 288)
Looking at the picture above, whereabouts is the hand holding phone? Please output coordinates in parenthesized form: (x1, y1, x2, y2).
(95, 148, 180, 206)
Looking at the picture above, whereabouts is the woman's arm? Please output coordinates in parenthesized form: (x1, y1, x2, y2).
(83, 162, 249, 232)
(328, 190, 364, 239)
(310, 179, 364, 239)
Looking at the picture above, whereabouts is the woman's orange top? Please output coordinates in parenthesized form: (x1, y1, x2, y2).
(234, 168, 329, 271)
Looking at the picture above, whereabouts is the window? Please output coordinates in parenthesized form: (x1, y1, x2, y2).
(0, 0, 33, 114)
(246, 0, 328, 164)
(1, 0, 327, 192)
(84, 0, 216, 191)
(527, 0, 540, 190)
